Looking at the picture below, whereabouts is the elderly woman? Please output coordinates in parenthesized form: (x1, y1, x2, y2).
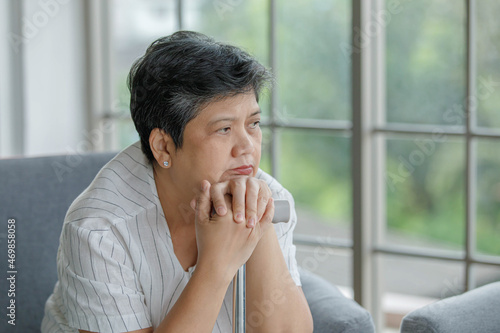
(42, 31, 313, 333)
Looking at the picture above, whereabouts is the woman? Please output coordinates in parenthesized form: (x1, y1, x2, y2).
(42, 31, 313, 333)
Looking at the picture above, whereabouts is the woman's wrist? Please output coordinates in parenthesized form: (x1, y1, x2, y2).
(194, 258, 235, 288)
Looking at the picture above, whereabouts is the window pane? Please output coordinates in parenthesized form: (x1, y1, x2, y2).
(476, 0, 500, 129)
(279, 129, 351, 239)
(111, 0, 178, 115)
(380, 255, 464, 331)
(476, 139, 500, 256)
(109, 118, 139, 150)
(386, 0, 466, 125)
(384, 136, 465, 251)
(296, 246, 352, 291)
(472, 264, 500, 289)
(183, 0, 270, 116)
(276, 0, 351, 121)
(183, 0, 267, 64)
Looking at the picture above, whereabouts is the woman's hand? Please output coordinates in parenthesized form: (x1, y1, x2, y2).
(192, 180, 274, 281)
(209, 177, 273, 228)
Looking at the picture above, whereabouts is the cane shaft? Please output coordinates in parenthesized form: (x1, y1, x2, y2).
(232, 264, 246, 332)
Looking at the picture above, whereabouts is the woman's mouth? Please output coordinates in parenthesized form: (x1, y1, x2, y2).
(231, 165, 254, 175)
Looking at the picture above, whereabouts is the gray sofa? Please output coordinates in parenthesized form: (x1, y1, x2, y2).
(0, 152, 374, 333)
(400, 281, 500, 333)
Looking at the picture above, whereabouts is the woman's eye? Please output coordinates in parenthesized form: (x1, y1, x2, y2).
(217, 127, 231, 134)
(250, 121, 260, 129)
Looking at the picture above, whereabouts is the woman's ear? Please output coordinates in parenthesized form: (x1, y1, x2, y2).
(149, 128, 174, 168)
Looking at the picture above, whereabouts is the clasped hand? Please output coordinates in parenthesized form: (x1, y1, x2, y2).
(190, 177, 274, 280)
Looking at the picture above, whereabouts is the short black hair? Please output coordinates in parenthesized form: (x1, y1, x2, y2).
(128, 31, 273, 162)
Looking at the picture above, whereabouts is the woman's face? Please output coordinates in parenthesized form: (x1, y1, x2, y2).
(169, 92, 262, 195)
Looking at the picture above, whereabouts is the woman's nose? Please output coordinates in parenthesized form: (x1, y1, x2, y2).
(231, 129, 255, 157)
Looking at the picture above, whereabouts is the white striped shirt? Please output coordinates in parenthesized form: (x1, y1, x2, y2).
(41, 141, 301, 333)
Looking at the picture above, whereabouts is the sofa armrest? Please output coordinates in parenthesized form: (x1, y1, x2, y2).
(400, 281, 500, 333)
(299, 267, 375, 333)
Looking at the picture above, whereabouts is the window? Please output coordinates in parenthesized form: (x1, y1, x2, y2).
(374, 0, 500, 330)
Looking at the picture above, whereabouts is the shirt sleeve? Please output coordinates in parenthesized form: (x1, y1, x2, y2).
(57, 221, 152, 333)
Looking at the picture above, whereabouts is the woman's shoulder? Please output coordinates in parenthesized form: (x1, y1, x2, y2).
(65, 142, 157, 229)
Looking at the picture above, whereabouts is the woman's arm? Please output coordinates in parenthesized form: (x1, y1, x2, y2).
(155, 181, 272, 332)
(154, 261, 233, 332)
(209, 176, 313, 332)
(80, 263, 230, 333)
(82, 181, 268, 333)
(245, 226, 314, 333)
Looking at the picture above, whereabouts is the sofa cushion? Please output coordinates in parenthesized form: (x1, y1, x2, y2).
(299, 267, 375, 333)
(400, 281, 500, 333)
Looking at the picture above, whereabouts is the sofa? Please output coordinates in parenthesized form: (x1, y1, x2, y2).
(400, 280, 500, 333)
(0, 152, 374, 333)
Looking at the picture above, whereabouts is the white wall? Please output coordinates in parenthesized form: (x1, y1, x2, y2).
(0, 0, 20, 156)
(23, 0, 87, 156)
(0, 1, 8, 154)
(0, 0, 88, 157)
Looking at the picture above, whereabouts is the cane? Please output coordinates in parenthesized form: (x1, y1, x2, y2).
(232, 200, 291, 333)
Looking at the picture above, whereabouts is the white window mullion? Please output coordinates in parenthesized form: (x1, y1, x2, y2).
(83, 0, 113, 152)
(176, 0, 183, 30)
(351, 0, 374, 314)
(268, 0, 280, 180)
(370, 0, 387, 329)
(465, 0, 477, 291)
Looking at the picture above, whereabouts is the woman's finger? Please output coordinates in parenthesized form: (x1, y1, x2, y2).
(209, 181, 229, 217)
(258, 197, 274, 234)
(256, 180, 272, 224)
(244, 178, 260, 228)
(195, 180, 212, 224)
(229, 179, 246, 223)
